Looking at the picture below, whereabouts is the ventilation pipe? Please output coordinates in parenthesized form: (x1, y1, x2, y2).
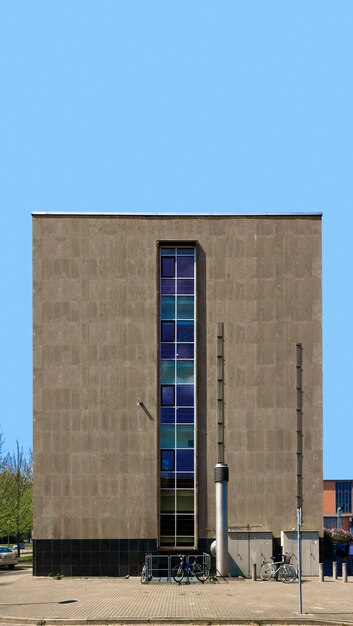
(214, 323, 229, 577)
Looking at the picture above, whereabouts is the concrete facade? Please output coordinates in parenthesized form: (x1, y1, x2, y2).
(33, 214, 323, 576)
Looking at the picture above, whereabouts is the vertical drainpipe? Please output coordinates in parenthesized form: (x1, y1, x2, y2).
(214, 323, 229, 576)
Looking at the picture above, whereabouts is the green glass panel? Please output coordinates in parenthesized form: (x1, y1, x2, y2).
(160, 536, 175, 545)
(177, 490, 194, 513)
(177, 296, 194, 319)
(161, 490, 176, 512)
(176, 360, 194, 384)
(160, 360, 175, 383)
(161, 296, 175, 320)
(177, 424, 194, 448)
(176, 536, 194, 545)
(160, 424, 175, 448)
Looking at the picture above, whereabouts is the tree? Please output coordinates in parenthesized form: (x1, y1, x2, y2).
(6, 442, 33, 554)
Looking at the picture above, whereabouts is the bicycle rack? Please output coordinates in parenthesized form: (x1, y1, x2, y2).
(141, 553, 211, 583)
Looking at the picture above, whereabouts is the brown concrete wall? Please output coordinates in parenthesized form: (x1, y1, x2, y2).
(33, 215, 323, 540)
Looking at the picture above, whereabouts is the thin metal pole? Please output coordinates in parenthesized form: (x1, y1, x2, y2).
(297, 507, 303, 613)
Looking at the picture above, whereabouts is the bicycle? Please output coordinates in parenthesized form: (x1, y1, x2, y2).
(259, 553, 297, 583)
(172, 555, 210, 583)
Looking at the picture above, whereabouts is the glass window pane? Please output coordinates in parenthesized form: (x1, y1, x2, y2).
(176, 472, 194, 488)
(161, 472, 175, 488)
(177, 425, 194, 448)
(177, 248, 194, 255)
(161, 343, 175, 359)
(177, 449, 194, 471)
(161, 490, 175, 512)
(177, 256, 194, 278)
(160, 514, 175, 535)
(161, 257, 175, 277)
(160, 408, 175, 424)
(176, 343, 194, 358)
(161, 450, 175, 471)
(160, 361, 175, 384)
(161, 248, 175, 256)
(176, 514, 194, 535)
(160, 424, 175, 448)
(177, 296, 194, 319)
(177, 385, 194, 406)
(161, 279, 175, 294)
(177, 490, 194, 513)
(177, 321, 194, 342)
(177, 408, 194, 423)
(177, 279, 194, 294)
(176, 536, 194, 546)
(177, 361, 194, 384)
(161, 296, 175, 320)
(161, 385, 175, 406)
(161, 321, 175, 342)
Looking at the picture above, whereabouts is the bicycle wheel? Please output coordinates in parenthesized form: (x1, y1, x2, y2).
(194, 563, 210, 582)
(140, 564, 148, 584)
(259, 562, 273, 581)
(281, 564, 297, 583)
(172, 564, 184, 583)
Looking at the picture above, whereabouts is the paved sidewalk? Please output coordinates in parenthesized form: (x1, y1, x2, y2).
(0, 567, 352, 625)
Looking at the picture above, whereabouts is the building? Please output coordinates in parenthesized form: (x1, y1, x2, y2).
(324, 480, 353, 532)
(33, 213, 323, 577)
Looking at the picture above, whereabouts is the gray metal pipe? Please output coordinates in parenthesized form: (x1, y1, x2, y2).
(214, 463, 229, 577)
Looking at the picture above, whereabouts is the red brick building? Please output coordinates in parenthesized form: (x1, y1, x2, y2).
(324, 480, 353, 531)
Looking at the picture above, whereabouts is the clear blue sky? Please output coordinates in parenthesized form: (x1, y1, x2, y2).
(0, 1, 352, 478)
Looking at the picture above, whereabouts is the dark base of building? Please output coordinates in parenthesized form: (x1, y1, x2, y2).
(32, 538, 214, 577)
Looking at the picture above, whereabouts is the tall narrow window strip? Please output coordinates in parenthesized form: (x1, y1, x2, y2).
(159, 246, 196, 548)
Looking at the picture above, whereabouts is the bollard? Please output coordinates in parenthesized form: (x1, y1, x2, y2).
(332, 561, 337, 580)
(319, 562, 324, 582)
(342, 562, 347, 582)
(252, 563, 256, 581)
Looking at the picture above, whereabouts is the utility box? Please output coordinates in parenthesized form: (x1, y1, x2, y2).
(228, 531, 272, 577)
(281, 531, 319, 576)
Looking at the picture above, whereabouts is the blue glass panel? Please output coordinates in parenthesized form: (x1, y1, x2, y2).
(161, 385, 175, 406)
(160, 361, 175, 384)
(177, 425, 194, 448)
(177, 408, 194, 423)
(177, 296, 194, 319)
(161, 343, 175, 359)
(177, 279, 194, 294)
(161, 248, 175, 256)
(160, 425, 175, 448)
(177, 256, 194, 278)
(176, 472, 194, 488)
(161, 256, 175, 277)
(176, 361, 194, 384)
(161, 450, 175, 471)
(161, 321, 175, 342)
(161, 472, 175, 488)
(176, 343, 194, 358)
(177, 450, 194, 471)
(177, 385, 194, 406)
(177, 321, 194, 342)
(160, 408, 175, 423)
(161, 279, 175, 294)
(161, 296, 175, 319)
(177, 248, 194, 255)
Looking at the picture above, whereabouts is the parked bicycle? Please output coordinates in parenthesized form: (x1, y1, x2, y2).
(259, 553, 297, 583)
(172, 554, 210, 583)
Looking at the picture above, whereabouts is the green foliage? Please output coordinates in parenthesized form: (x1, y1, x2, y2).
(325, 528, 353, 546)
(0, 432, 32, 541)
